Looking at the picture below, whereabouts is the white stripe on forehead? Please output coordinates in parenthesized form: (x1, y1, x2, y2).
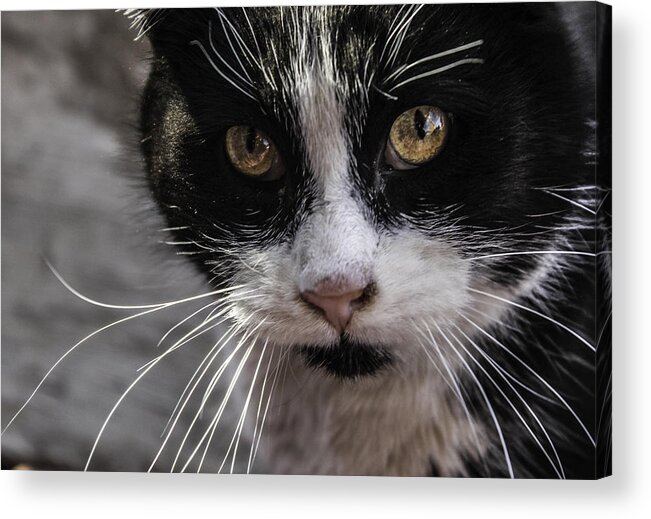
(288, 13, 378, 293)
(292, 25, 349, 195)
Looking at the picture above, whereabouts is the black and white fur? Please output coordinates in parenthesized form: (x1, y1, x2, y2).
(131, 4, 611, 478)
(4, 4, 611, 478)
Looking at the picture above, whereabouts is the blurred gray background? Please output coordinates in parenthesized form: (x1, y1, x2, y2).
(2, 10, 252, 472)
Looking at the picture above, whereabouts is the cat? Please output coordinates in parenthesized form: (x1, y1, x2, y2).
(3, 3, 611, 477)
(130, 3, 612, 478)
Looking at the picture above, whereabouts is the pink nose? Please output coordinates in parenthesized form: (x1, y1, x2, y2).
(302, 281, 367, 334)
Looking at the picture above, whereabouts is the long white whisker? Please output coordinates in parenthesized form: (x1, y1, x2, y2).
(156, 300, 221, 348)
(170, 336, 248, 473)
(240, 7, 262, 61)
(46, 260, 246, 310)
(251, 345, 288, 466)
(385, 39, 483, 82)
(542, 190, 596, 214)
(215, 15, 254, 84)
(189, 39, 255, 100)
(157, 316, 241, 440)
(434, 323, 514, 478)
(193, 330, 261, 473)
(159, 327, 236, 452)
(415, 332, 461, 399)
(415, 322, 485, 465)
(199, 318, 266, 410)
(149, 321, 240, 472)
(84, 320, 203, 471)
(389, 58, 484, 92)
(2, 304, 169, 436)
(453, 312, 555, 403)
(138, 304, 235, 372)
(459, 312, 595, 446)
(468, 287, 595, 351)
(209, 19, 254, 87)
(449, 326, 565, 478)
(216, 8, 262, 70)
(463, 250, 595, 262)
(141, 294, 263, 371)
(247, 343, 275, 473)
(170, 316, 265, 472)
(166, 314, 260, 472)
(220, 337, 268, 474)
(381, 4, 424, 69)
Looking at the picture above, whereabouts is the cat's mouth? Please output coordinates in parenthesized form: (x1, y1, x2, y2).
(299, 336, 393, 379)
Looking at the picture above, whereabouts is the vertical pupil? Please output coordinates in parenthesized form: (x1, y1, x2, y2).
(413, 109, 427, 140)
(245, 127, 257, 153)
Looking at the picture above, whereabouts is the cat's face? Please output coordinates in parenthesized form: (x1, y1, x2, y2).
(139, 5, 592, 378)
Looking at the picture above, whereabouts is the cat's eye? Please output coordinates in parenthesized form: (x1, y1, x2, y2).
(225, 126, 284, 180)
(385, 105, 449, 170)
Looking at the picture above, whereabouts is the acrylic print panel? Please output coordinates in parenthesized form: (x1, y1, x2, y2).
(1, 3, 611, 478)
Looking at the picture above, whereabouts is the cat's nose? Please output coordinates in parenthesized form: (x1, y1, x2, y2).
(301, 280, 370, 334)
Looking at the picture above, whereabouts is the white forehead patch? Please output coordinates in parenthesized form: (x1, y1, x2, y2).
(293, 45, 348, 193)
(289, 19, 378, 293)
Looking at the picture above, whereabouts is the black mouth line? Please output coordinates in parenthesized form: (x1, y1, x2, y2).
(299, 336, 394, 380)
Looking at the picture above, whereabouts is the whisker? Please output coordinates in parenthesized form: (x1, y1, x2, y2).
(596, 190, 610, 213)
(449, 326, 565, 478)
(157, 319, 237, 439)
(158, 226, 190, 232)
(46, 259, 246, 310)
(415, 322, 486, 466)
(537, 184, 609, 192)
(3, 304, 170, 436)
(193, 330, 261, 473)
(250, 345, 288, 467)
(189, 39, 256, 101)
(434, 323, 514, 478)
(385, 39, 483, 83)
(463, 250, 595, 262)
(381, 4, 424, 69)
(199, 318, 265, 410)
(468, 287, 595, 351)
(137, 305, 235, 372)
(142, 294, 263, 371)
(171, 316, 265, 472)
(219, 337, 269, 474)
(163, 314, 261, 471)
(85, 318, 208, 471)
(209, 19, 254, 87)
(541, 190, 596, 214)
(247, 344, 275, 473)
(170, 335, 249, 473)
(240, 7, 262, 61)
(149, 320, 240, 471)
(4, 265, 250, 436)
(459, 312, 595, 446)
(216, 8, 263, 71)
(156, 300, 221, 348)
(160, 314, 248, 424)
(389, 58, 484, 92)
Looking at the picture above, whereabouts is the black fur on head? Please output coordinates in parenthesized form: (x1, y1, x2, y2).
(136, 5, 596, 285)
(132, 5, 611, 478)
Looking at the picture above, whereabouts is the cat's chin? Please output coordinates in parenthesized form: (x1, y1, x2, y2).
(299, 336, 394, 380)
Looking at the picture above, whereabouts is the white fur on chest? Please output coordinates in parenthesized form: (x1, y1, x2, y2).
(258, 355, 485, 476)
